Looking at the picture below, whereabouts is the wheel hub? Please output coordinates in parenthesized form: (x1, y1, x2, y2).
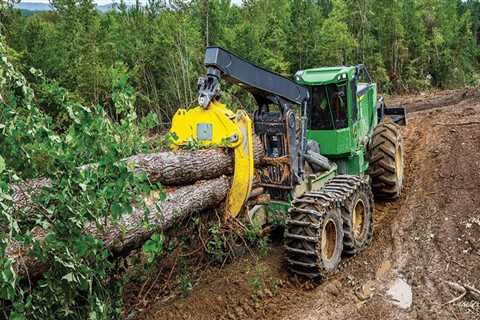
(395, 144, 403, 183)
(321, 219, 337, 262)
(353, 199, 366, 241)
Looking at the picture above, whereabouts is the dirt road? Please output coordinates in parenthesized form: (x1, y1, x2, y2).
(147, 89, 480, 320)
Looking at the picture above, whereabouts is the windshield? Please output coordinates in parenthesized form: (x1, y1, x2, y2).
(308, 83, 348, 130)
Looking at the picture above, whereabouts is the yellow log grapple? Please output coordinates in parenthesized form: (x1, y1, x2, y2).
(169, 100, 254, 219)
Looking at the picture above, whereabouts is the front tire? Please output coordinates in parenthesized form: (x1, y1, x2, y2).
(319, 210, 344, 273)
(369, 121, 404, 199)
(285, 203, 343, 279)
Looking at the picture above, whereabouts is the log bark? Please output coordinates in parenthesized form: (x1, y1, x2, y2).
(11, 136, 264, 214)
(8, 177, 230, 279)
(11, 150, 231, 213)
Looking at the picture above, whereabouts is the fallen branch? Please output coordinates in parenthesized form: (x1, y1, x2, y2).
(444, 281, 467, 305)
(465, 284, 480, 301)
(434, 121, 480, 127)
(444, 280, 480, 305)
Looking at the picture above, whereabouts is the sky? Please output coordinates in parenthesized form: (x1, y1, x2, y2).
(21, 0, 242, 4)
(23, 0, 150, 4)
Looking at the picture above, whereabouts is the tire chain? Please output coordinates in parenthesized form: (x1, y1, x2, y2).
(284, 175, 372, 278)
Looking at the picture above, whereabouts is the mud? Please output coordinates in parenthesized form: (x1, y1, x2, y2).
(145, 90, 480, 320)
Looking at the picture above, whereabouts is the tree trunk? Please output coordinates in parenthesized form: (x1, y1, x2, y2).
(11, 135, 264, 214)
(8, 176, 230, 279)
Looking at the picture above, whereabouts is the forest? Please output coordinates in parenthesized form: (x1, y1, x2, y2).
(2, 0, 480, 123)
(0, 0, 479, 319)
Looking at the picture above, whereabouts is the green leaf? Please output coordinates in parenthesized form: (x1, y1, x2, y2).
(0, 156, 5, 174)
(9, 312, 25, 320)
(159, 189, 167, 201)
(111, 203, 124, 219)
(62, 272, 76, 283)
(143, 233, 164, 264)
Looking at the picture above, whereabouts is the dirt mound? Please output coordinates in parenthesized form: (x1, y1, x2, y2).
(387, 87, 480, 113)
(147, 92, 480, 320)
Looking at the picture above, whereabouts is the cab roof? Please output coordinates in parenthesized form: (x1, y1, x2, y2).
(294, 66, 355, 85)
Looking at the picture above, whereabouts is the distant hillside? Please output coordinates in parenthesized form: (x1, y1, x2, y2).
(14, 2, 123, 13)
(97, 3, 115, 12)
(19, 9, 37, 16)
(14, 2, 52, 11)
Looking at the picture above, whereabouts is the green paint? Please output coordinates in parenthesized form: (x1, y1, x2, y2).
(259, 164, 338, 225)
(264, 200, 290, 226)
(307, 127, 351, 155)
(295, 66, 355, 85)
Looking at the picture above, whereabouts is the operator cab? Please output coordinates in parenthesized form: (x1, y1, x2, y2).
(295, 65, 372, 132)
(294, 65, 378, 174)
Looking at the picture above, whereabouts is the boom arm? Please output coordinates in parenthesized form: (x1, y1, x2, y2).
(198, 46, 309, 108)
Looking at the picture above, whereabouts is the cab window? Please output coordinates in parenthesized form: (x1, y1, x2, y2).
(308, 83, 348, 130)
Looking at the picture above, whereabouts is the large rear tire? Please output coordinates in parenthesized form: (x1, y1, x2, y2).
(369, 122, 404, 200)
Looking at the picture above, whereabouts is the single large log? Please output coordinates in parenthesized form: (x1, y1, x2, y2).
(8, 176, 230, 279)
(11, 136, 264, 214)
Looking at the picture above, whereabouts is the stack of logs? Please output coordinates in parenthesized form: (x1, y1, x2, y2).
(6, 138, 265, 279)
